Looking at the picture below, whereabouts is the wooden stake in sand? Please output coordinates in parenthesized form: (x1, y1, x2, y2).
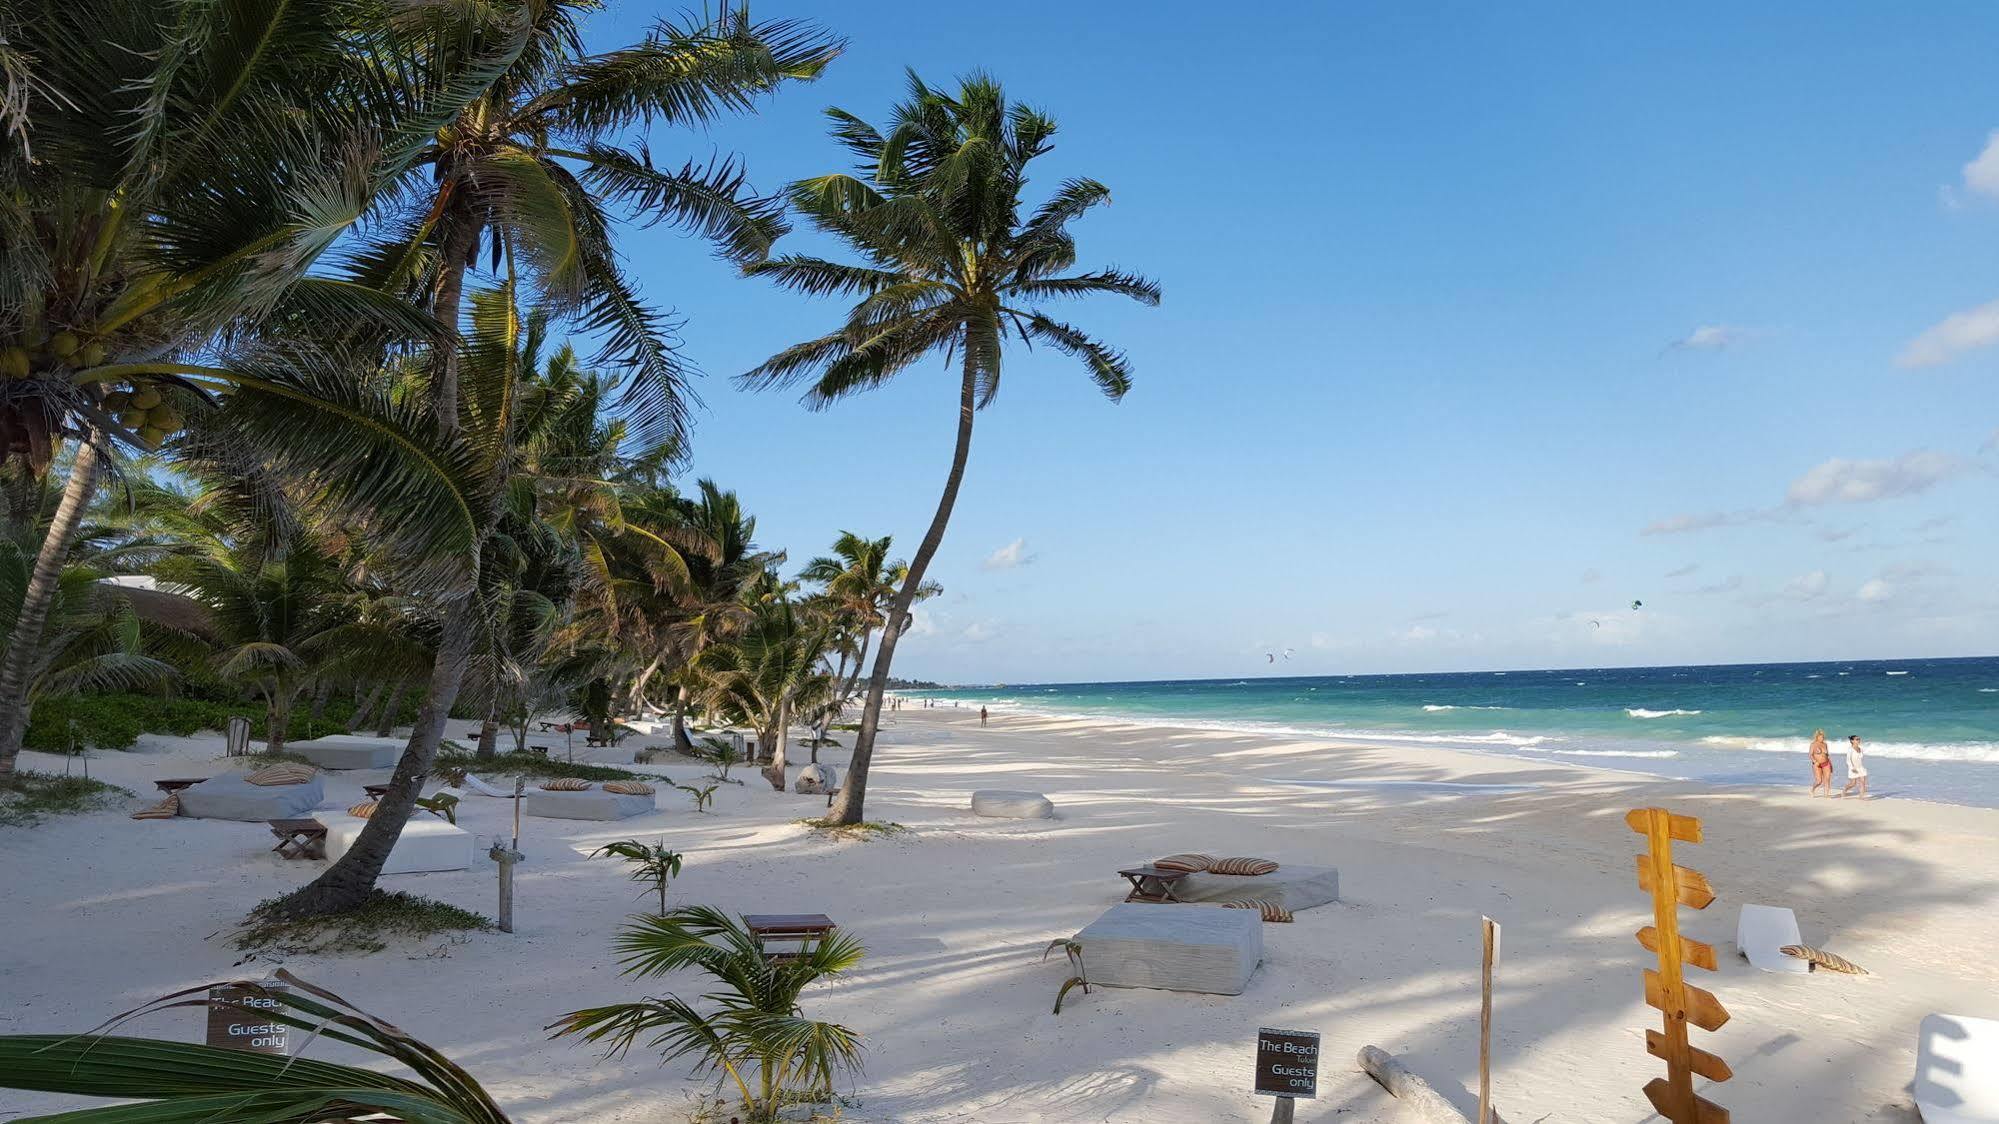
(1479, 916, 1499, 1124)
(1627, 807, 1732, 1124)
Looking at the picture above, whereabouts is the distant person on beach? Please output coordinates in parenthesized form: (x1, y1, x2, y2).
(1840, 734, 1869, 798)
(980, 706, 988, 726)
(1808, 729, 1833, 796)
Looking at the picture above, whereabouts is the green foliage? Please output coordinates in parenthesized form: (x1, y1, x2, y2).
(0, 970, 511, 1121)
(591, 838, 684, 915)
(1043, 939, 1091, 1014)
(549, 906, 864, 1123)
(0, 771, 131, 827)
(23, 692, 347, 752)
(238, 891, 493, 956)
(695, 736, 744, 782)
(21, 694, 144, 752)
(434, 749, 645, 783)
(675, 781, 720, 813)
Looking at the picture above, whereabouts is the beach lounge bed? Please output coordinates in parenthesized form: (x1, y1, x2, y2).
(1917, 1013, 1999, 1124)
(523, 786, 654, 821)
(177, 773, 324, 821)
(1074, 902, 1263, 995)
(289, 734, 402, 770)
(1171, 864, 1342, 913)
(1736, 904, 1811, 974)
(325, 817, 473, 875)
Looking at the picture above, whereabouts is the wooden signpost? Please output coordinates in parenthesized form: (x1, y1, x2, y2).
(205, 982, 290, 1055)
(1254, 1026, 1320, 1122)
(1627, 807, 1731, 1124)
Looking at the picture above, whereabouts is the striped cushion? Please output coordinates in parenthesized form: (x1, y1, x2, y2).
(540, 777, 593, 791)
(602, 781, 654, 795)
(1153, 852, 1215, 873)
(245, 763, 317, 786)
(347, 800, 378, 819)
(1781, 944, 1868, 975)
(1223, 897, 1294, 923)
(1209, 856, 1280, 876)
(131, 794, 180, 820)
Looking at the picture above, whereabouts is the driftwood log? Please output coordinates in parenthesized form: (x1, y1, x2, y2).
(1358, 1045, 1509, 1124)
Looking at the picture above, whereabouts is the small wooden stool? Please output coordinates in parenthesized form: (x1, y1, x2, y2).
(362, 783, 392, 799)
(268, 818, 328, 860)
(1117, 865, 1191, 903)
(744, 914, 837, 962)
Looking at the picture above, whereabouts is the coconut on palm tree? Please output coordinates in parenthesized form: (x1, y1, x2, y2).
(741, 73, 1159, 822)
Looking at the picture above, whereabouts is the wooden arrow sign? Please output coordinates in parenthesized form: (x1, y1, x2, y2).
(1629, 806, 1730, 1124)
(1635, 855, 1717, 909)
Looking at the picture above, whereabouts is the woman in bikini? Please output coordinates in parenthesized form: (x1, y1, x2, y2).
(1808, 729, 1833, 797)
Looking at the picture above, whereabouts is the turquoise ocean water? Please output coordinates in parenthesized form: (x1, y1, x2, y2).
(914, 657, 1999, 808)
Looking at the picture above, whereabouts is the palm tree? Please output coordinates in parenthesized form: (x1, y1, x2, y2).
(741, 73, 1160, 822)
(691, 594, 835, 790)
(355, 1, 842, 438)
(550, 906, 863, 1124)
(0, 0, 519, 776)
(665, 481, 780, 752)
(797, 531, 938, 757)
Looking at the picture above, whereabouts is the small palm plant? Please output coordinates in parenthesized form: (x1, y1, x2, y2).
(676, 782, 721, 813)
(1044, 939, 1092, 1014)
(591, 839, 684, 915)
(698, 736, 745, 784)
(550, 906, 864, 1124)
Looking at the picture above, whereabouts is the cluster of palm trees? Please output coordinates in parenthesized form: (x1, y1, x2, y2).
(0, 0, 1157, 917)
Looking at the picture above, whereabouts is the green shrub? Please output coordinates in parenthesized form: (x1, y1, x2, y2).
(0, 771, 132, 826)
(22, 692, 355, 751)
(23, 696, 145, 752)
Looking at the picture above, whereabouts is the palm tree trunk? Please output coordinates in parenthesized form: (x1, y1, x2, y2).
(0, 435, 104, 776)
(274, 595, 480, 917)
(374, 682, 405, 738)
(828, 361, 977, 825)
(672, 686, 695, 754)
(265, 688, 291, 756)
(475, 700, 499, 760)
(346, 683, 384, 733)
(763, 696, 790, 791)
(307, 677, 334, 723)
(429, 191, 477, 436)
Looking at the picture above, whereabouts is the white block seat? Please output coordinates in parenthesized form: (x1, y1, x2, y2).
(970, 789, 1054, 819)
(177, 774, 324, 821)
(1173, 865, 1341, 913)
(324, 817, 473, 875)
(1917, 1012, 1999, 1124)
(1074, 902, 1263, 995)
(523, 788, 654, 821)
(289, 735, 402, 770)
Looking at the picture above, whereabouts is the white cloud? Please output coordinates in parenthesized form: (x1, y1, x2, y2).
(1962, 130, 1999, 200)
(1663, 324, 1750, 353)
(904, 610, 938, 638)
(1783, 570, 1830, 600)
(1857, 578, 1892, 603)
(1693, 575, 1744, 596)
(1401, 624, 1438, 642)
(1664, 563, 1700, 579)
(961, 620, 998, 643)
(980, 538, 1035, 571)
(1642, 511, 1751, 536)
(1897, 298, 1999, 368)
(1784, 451, 1967, 506)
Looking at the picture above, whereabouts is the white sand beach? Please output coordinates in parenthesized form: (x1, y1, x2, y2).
(4, 708, 1996, 1122)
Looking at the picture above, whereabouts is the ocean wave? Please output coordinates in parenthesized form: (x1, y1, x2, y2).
(961, 698, 1559, 749)
(1700, 735, 1999, 764)
(1423, 704, 1512, 712)
(1626, 708, 1702, 719)
(1886, 671, 1911, 676)
(1983, 688, 1998, 694)
(1551, 749, 1680, 759)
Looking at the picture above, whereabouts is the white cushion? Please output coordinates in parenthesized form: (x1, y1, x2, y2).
(970, 789, 1054, 819)
(1918, 1013, 1999, 1124)
(1736, 904, 1810, 974)
(324, 817, 472, 875)
(1075, 903, 1262, 995)
(178, 774, 324, 821)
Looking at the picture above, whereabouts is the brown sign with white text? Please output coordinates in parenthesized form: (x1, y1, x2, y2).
(1254, 1027, 1320, 1098)
(205, 984, 291, 1055)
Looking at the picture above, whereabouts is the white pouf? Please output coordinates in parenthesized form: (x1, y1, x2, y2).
(324, 817, 473, 874)
(290, 735, 402, 770)
(795, 763, 840, 795)
(970, 789, 1054, 819)
(1075, 903, 1263, 995)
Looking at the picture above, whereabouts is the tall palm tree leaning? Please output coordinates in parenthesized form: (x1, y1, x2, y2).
(276, 7, 839, 917)
(742, 73, 1159, 824)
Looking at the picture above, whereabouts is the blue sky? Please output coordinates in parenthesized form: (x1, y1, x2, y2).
(584, 2, 1997, 683)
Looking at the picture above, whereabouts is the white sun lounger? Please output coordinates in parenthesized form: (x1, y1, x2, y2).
(461, 773, 522, 798)
(1916, 1013, 1999, 1124)
(1736, 903, 1810, 974)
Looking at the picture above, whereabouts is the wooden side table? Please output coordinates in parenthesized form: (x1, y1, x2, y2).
(1117, 865, 1191, 903)
(268, 818, 328, 860)
(743, 913, 837, 962)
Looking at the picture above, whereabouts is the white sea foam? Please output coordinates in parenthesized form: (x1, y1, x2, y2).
(1551, 749, 1680, 759)
(1887, 671, 1911, 676)
(1982, 688, 1998, 694)
(1626, 708, 1702, 719)
(1699, 735, 1999, 764)
(1423, 704, 1512, 712)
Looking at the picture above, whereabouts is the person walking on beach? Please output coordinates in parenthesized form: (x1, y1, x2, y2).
(980, 706, 988, 726)
(1808, 729, 1833, 796)
(1839, 734, 1869, 798)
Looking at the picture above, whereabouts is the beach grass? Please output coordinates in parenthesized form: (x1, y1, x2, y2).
(0, 771, 131, 827)
(798, 817, 908, 840)
(238, 890, 494, 956)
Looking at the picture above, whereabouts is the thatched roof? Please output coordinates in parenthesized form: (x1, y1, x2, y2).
(93, 580, 214, 638)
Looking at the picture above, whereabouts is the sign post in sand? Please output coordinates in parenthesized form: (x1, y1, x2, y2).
(1479, 916, 1500, 1124)
(1628, 806, 1732, 1124)
(1254, 1026, 1319, 1122)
